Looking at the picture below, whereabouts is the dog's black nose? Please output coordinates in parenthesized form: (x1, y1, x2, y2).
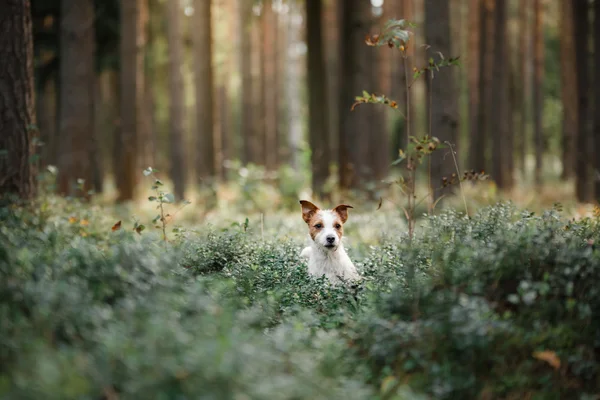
(326, 235, 336, 244)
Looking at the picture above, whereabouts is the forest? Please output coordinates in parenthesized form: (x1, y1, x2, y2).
(1, 0, 600, 398)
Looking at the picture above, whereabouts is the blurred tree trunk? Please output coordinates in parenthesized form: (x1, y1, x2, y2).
(338, 0, 371, 190)
(470, 0, 492, 173)
(306, 0, 330, 197)
(0, 0, 37, 200)
(142, 0, 158, 172)
(253, 11, 265, 167)
(490, 0, 512, 189)
(263, 0, 277, 170)
(467, 0, 481, 170)
(559, 0, 576, 181)
(240, 0, 255, 165)
(166, 0, 186, 200)
(57, 0, 95, 197)
(574, 0, 591, 202)
(517, 0, 529, 178)
(594, 0, 600, 199)
(532, 0, 544, 186)
(425, 0, 458, 200)
(117, 0, 146, 201)
(287, 1, 303, 171)
(194, 0, 215, 180)
(91, 75, 103, 193)
(324, 0, 339, 173)
(37, 76, 58, 168)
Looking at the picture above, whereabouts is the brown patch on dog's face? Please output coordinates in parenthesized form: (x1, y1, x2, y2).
(308, 213, 324, 240)
(332, 214, 344, 239)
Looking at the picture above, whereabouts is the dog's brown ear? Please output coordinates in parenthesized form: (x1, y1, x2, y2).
(300, 200, 320, 223)
(333, 204, 353, 223)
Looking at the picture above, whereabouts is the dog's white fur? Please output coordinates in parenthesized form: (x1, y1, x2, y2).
(299, 201, 360, 284)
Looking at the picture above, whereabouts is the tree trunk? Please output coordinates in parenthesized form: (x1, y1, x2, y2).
(425, 0, 458, 200)
(287, 0, 303, 171)
(37, 75, 58, 168)
(559, 0, 576, 180)
(324, 0, 339, 175)
(117, 0, 146, 201)
(532, 0, 544, 186)
(166, 0, 186, 200)
(594, 0, 600, 199)
(338, 0, 372, 190)
(194, 0, 215, 180)
(57, 0, 95, 197)
(517, 0, 529, 178)
(574, 0, 591, 202)
(0, 0, 37, 200)
(307, 0, 330, 197)
(239, 0, 255, 165)
(470, 0, 492, 173)
(466, 0, 481, 171)
(262, 0, 277, 170)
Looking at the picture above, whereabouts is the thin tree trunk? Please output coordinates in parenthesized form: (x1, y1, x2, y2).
(287, 1, 303, 171)
(118, 0, 146, 201)
(166, 0, 186, 200)
(324, 0, 339, 174)
(594, 0, 600, 198)
(559, 0, 576, 180)
(239, 0, 254, 165)
(574, 0, 591, 202)
(338, 0, 372, 190)
(467, 0, 481, 170)
(307, 0, 330, 197)
(263, 0, 277, 170)
(425, 0, 458, 200)
(532, 0, 544, 186)
(91, 75, 103, 193)
(471, 0, 492, 173)
(517, 0, 529, 178)
(58, 0, 95, 197)
(0, 0, 37, 200)
(194, 0, 215, 180)
(37, 75, 58, 168)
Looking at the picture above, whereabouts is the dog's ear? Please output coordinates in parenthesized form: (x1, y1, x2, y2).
(333, 204, 353, 223)
(300, 200, 319, 223)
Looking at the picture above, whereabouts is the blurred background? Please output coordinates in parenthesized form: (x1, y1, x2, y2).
(31, 0, 594, 212)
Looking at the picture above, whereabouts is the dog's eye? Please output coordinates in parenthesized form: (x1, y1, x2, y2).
(314, 223, 322, 229)
(335, 224, 341, 229)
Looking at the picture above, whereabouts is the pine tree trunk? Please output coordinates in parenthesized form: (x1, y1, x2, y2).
(117, 0, 146, 201)
(324, 0, 339, 174)
(470, 0, 492, 173)
(559, 0, 576, 180)
(37, 75, 58, 168)
(287, 1, 303, 171)
(467, 0, 481, 170)
(574, 0, 591, 202)
(57, 0, 95, 197)
(517, 0, 529, 178)
(425, 0, 458, 200)
(240, 0, 254, 165)
(338, 0, 372, 190)
(0, 0, 37, 200)
(532, 0, 544, 186)
(594, 0, 600, 198)
(307, 0, 330, 197)
(263, 0, 277, 170)
(194, 0, 215, 180)
(166, 0, 186, 200)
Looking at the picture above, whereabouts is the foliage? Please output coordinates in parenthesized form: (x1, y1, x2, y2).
(2, 197, 600, 398)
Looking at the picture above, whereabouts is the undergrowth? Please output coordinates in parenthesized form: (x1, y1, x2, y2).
(2, 196, 600, 399)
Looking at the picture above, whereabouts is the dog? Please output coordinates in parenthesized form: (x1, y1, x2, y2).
(299, 200, 360, 284)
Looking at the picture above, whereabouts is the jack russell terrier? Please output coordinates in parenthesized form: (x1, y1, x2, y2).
(299, 200, 361, 284)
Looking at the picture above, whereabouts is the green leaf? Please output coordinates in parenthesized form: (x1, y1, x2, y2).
(164, 193, 175, 203)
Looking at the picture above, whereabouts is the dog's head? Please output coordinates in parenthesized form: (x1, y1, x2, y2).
(299, 200, 353, 251)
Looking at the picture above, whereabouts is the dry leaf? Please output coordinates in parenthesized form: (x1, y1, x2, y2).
(533, 350, 561, 370)
(68, 216, 78, 224)
(111, 221, 122, 231)
(80, 219, 89, 226)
